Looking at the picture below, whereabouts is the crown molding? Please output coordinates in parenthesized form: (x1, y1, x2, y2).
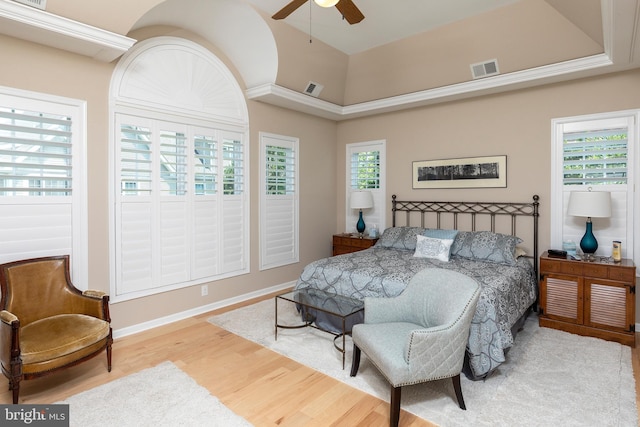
(245, 83, 344, 120)
(246, 54, 614, 121)
(0, 0, 136, 62)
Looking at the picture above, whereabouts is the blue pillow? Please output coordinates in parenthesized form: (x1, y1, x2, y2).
(423, 228, 458, 240)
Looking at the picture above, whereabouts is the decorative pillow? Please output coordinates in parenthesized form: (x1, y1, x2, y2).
(450, 230, 522, 265)
(515, 246, 527, 258)
(375, 227, 426, 251)
(423, 228, 458, 240)
(413, 235, 454, 262)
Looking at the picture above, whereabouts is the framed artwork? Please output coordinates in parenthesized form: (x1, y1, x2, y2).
(412, 155, 507, 189)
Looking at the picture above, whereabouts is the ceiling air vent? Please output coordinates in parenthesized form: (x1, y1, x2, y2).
(304, 81, 324, 98)
(470, 59, 499, 80)
(12, 0, 47, 10)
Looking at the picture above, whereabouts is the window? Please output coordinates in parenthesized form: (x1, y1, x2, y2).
(0, 86, 87, 283)
(346, 141, 386, 233)
(114, 116, 247, 297)
(120, 123, 152, 195)
(194, 134, 217, 195)
(223, 138, 244, 195)
(110, 37, 249, 301)
(551, 112, 637, 264)
(259, 133, 299, 270)
(563, 124, 628, 186)
(159, 129, 188, 196)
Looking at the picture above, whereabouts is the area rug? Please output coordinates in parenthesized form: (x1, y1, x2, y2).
(208, 299, 638, 427)
(57, 361, 253, 427)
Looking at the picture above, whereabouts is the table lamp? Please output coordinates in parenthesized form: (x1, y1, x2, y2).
(566, 189, 611, 260)
(350, 190, 373, 236)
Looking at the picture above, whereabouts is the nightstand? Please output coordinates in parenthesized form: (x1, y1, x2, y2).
(539, 251, 636, 346)
(332, 234, 378, 256)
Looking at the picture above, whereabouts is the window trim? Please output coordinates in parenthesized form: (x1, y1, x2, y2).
(345, 140, 386, 234)
(0, 85, 88, 286)
(551, 110, 638, 265)
(259, 132, 299, 271)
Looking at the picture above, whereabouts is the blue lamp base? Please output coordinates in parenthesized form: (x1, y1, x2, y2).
(356, 210, 366, 235)
(579, 218, 598, 259)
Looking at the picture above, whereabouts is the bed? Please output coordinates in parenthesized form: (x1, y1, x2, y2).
(294, 194, 540, 380)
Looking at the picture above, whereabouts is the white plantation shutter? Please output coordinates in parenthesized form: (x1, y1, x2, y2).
(116, 116, 155, 295)
(159, 126, 189, 286)
(119, 124, 152, 195)
(192, 132, 218, 279)
(160, 200, 189, 285)
(159, 129, 188, 196)
(114, 114, 247, 299)
(192, 199, 218, 278)
(223, 197, 246, 272)
(118, 201, 153, 294)
(563, 124, 628, 186)
(193, 134, 216, 196)
(260, 133, 299, 270)
(221, 132, 247, 274)
(0, 111, 72, 195)
(0, 87, 87, 285)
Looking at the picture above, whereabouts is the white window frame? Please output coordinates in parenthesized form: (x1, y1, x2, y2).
(0, 86, 87, 286)
(346, 140, 386, 234)
(259, 132, 299, 270)
(551, 110, 638, 266)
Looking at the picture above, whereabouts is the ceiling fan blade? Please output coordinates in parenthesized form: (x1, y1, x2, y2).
(272, 0, 309, 20)
(335, 0, 365, 24)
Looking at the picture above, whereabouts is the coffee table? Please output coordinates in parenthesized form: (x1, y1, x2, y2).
(275, 288, 364, 369)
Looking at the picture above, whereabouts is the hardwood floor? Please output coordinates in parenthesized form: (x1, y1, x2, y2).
(0, 293, 433, 427)
(3, 292, 639, 426)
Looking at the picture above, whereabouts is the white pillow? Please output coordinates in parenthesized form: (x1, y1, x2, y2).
(413, 234, 454, 262)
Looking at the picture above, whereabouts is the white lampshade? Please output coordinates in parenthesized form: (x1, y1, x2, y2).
(350, 190, 373, 210)
(314, 0, 339, 7)
(567, 190, 612, 218)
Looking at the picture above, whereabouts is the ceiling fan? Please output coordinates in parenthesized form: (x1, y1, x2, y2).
(272, 0, 365, 25)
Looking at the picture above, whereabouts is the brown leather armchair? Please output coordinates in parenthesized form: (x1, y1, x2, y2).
(0, 255, 112, 403)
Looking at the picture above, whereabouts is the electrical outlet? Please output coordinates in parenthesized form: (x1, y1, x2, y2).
(201, 284, 208, 296)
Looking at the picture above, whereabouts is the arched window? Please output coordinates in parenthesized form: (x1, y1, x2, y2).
(110, 37, 249, 301)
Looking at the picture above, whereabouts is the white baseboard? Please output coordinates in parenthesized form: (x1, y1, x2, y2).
(112, 281, 295, 339)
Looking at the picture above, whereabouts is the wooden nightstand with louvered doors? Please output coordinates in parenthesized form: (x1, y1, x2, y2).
(539, 252, 636, 346)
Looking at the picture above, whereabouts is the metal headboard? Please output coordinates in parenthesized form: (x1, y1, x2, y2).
(391, 194, 540, 278)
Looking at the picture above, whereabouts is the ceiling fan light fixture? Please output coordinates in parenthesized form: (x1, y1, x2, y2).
(314, 0, 339, 7)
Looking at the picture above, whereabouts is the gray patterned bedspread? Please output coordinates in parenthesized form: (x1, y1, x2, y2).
(293, 246, 537, 379)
